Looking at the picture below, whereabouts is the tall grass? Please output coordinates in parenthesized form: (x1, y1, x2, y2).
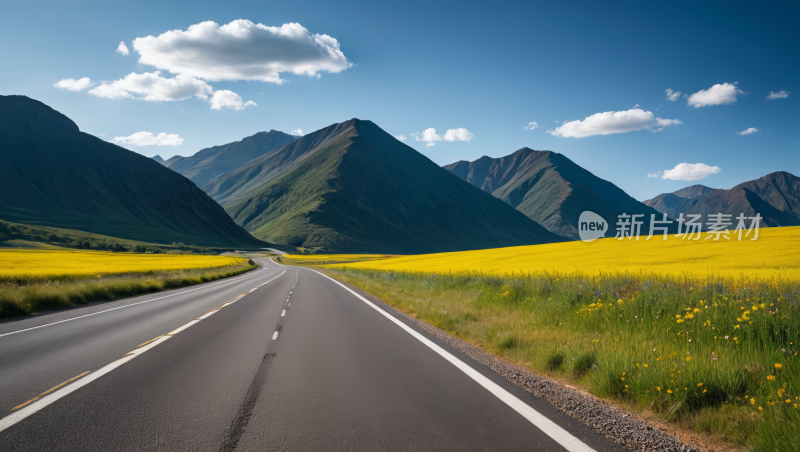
(324, 267, 800, 450)
(0, 260, 256, 318)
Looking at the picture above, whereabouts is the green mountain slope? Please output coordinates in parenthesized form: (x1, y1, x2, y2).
(445, 148, 672, 239)
(164, 130, 297, 187)
(216, 119, 565, 253)
(0, 95, 265, 247)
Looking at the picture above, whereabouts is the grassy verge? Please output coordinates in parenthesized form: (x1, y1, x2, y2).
(0, 259, 257, 318)
(320, 267, 799, 451)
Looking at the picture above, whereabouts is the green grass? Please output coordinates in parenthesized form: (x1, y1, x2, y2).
(0, 260, 257, 318)
(319, 267, 800, 451)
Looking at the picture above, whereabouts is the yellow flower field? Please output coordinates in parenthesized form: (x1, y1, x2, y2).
(0, 249, 243, 281)
(334, 225, 800, 279)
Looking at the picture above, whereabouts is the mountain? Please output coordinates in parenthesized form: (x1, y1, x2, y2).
(165, 130, 297, 187)
(444, 148, 672, 239)
(0, 95, 265, 247)
(644, 173, 800, 227)
(210, 119, 565, 253)
(151, 154, 166, 165)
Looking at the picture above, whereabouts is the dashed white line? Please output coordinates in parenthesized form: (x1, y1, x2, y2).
(272, 331, 279, 340)
(281, 309, 286, 317)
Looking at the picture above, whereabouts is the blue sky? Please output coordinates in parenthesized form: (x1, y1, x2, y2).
(1, 0, 797, 200)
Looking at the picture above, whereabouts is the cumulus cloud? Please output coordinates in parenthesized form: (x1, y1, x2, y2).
(548, 108, 682, 138)
(665, 89, 681, 101)
(54, 77, 95, 92)
(132, 20, 350, 84)
(89, 71, 213, 101)
(116, 41, 130, 55)
(659, 163, 721, 181)
(443, 128, 474, 142)
(736, 127, 760, 136)
(415, 128, 442, 147)
(766, 90, 790, 100)
(524, 121, 539, 130)
(647, 171, 663, 178)
(394, 134, 407, 141)
(209, 90, 256, 110)
(291, 129, 304, 136)
(114, 131, 184, 147)
(686, 82, 747, 108)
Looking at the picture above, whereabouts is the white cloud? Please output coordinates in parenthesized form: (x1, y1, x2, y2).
(647, 171, 663, 178)
(632, 103, 640, 109)
(114, 131, 184, 147)
(132, 20, 350, 84)
(415, 128, 442, 147)
(394, 134, 407, 141)
(665, 89, 681, 101)
(291, 129, 304, 136)
(766, 90, 790, 100)
(443, 128, 474, 142)
(54, 77, 95, 92)
(524, 121, 539, 130)
(89, 71, 213, 101)
(686, 82, 747, 108)
(736, 127, 760, 136)
(660, 163, 721, 181)
(548, 108, 682, 138)
(209, 90, 256, 110)
(116, 41, 130, 55)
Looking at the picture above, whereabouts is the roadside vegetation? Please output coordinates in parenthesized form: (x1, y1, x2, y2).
(0, 249, 256, 318)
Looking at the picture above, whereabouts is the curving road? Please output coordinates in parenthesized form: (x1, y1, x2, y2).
(0, 258, 623, 451)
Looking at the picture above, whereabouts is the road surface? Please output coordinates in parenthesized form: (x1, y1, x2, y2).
(0, 258, 623, 451)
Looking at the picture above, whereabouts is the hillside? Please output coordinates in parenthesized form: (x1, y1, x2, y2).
(644, 172, 800, 227)
(0, 95, 266, 247)
(151, 155, 166, 165)
(214, 119, 565, 253)
(444, 148, 672, 239)
(164, 130, 297, 187)
(643, 184, 720, 219)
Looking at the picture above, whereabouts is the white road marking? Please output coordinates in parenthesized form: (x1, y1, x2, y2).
(288, 303, 291, 308)
(0, 267, 290, 432)
(197, 310, 217, 320)
(0, 336, 169, 433)
(281, 309, 286, 317)
(167, 320, 199, 336)
(0, 267, 276, 339)
(309, 269, 595, 452)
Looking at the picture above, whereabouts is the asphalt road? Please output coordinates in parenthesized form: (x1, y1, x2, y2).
(0, 258, 625, 451)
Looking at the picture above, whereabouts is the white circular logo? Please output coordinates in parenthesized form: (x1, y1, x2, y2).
(578, 211, 608, 242)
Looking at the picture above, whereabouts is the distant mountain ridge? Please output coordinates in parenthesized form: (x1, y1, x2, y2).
(643, 172, 800, 227)
(209, 119, 565, 253)
(444, 148, 672, 239)
(165, 130, 297, 187)
(0, 95, 265, 247)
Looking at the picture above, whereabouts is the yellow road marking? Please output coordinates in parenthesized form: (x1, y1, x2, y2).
(11, 371, 90, 411)
(135, 335, 164, 349)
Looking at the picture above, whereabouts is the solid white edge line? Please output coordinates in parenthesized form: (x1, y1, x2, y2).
(308, 269, 595, 452)
(0, 336, 170, 433)
(0, 267, 276, 338)
(272, 331, 279, 340)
